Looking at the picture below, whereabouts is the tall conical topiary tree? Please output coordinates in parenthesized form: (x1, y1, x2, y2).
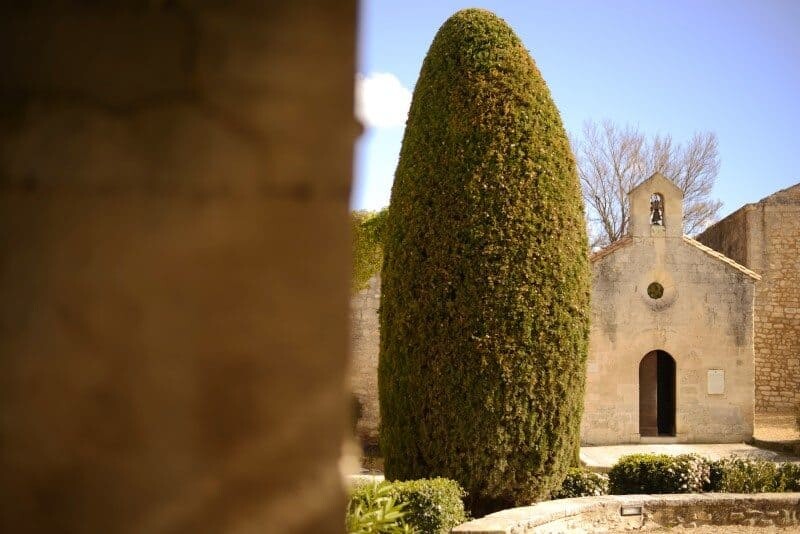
(379, 9, 590, 512)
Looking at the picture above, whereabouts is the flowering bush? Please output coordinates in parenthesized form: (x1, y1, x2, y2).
(552, 468, 609, 498)
(604, 453, 798, 496)
(609, 454, 709, 494)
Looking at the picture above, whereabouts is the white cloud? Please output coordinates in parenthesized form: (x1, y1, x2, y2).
(355, 72, 412, 129)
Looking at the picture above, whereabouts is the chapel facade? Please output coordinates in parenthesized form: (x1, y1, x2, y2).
(582, 173, 759, 445)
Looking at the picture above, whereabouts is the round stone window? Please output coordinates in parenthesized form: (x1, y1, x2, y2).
(647, 282, 664, 299)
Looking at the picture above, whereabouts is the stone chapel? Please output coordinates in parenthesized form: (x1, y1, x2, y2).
(582, 173, 759, 445)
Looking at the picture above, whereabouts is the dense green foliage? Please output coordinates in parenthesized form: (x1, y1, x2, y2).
(608, 454, 709, 495)
(379, 8, 590, 511)
(776, 462, 800, 491)
(707, 457, 800, 493)
(348, 478, 467, 534)
(551, 468, 609, 499)
(606, 455, 799, 496)
(352, 209, 387, 292)
(386, 478, 468, 533)
(707, 457, 776, 493)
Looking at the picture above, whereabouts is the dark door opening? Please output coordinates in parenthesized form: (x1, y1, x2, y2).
(639, 350, 676, 436)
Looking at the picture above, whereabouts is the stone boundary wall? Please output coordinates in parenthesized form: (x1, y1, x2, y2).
(753, 200, 800, 414)
(349, 274, 382, 445)
(452, 493, 800, 533)
(698, 185, 800, 415)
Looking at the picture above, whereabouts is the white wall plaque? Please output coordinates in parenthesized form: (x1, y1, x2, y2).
(707, 369, 725, 395)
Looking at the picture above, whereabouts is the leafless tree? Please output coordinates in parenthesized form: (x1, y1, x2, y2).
(574, 119, 722, 249)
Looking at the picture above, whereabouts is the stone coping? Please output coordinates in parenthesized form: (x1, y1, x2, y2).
(452, 493, 800, 533)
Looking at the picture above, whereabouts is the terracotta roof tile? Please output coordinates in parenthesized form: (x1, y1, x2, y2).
(589, 236, 633, 263)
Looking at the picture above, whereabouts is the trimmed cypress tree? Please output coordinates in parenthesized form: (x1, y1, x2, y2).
(378, 9, 590, 512)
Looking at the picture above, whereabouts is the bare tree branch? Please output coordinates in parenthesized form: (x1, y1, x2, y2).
(575, 119, 722, 248)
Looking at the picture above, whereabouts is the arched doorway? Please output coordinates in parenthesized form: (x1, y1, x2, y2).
(639, 350, 676, 436)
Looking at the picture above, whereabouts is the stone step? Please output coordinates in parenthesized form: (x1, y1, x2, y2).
(639, 436, 681, 444)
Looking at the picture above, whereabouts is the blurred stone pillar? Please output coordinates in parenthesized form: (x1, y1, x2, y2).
(0, 3, 357, 533)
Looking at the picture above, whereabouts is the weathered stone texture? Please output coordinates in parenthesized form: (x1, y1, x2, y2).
(583, 174, 757, 444)
(0, 3, 356, 534)
(698, 184, 800, 415)
(452, 493, 800, 533)
(349, 274, 381, 445)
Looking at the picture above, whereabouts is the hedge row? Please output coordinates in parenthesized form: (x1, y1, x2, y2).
(345, 460, 798, 532)
(555, 454, 800, 498)
(709, 457, 800, 493)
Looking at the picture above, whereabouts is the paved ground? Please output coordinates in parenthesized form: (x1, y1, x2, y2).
(754, 414, 800, 442)
(578, 415, 800, 472)
(580, 442, 800, 472)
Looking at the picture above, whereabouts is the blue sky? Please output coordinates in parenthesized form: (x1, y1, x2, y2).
(352, 0, 800, 219)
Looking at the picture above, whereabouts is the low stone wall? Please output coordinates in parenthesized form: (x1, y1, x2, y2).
(451, 493, 800, 533)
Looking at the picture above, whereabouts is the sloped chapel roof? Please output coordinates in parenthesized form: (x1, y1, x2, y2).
(589, 234, 761, 281)
(681, 236, 760, 280)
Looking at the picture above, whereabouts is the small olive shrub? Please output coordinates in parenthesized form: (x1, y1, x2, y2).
(552, 468, 609, 498)
(707, 456, 777, 493)
(776, 462, 800, 491)
(609, 454, 709, 495)
(348, 478, 467, 534)
(347, 482, 413, 534)
(707, 457, 800, 493)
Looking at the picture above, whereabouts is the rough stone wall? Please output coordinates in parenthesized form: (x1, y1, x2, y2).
(350, 274, 382, 445)
(452, 494, 800, 533)
(583, 174, 756, 445)
(0, 3, 356, 534)
(694, 206, 750, 267)
(698, 184, 800, 415)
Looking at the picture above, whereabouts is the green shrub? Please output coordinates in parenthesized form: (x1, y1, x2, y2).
(387, 478, 467, 533)
(776, 462, 800, 492)
(347, 482, 413, 534)
(551, 468, 609, 498)
(707, 457, 778, 493)
(609, 454, 709, 494)
(379, 8, 590, 514)
(351, 209, 387, 292)
(348, 478, 467, 534)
